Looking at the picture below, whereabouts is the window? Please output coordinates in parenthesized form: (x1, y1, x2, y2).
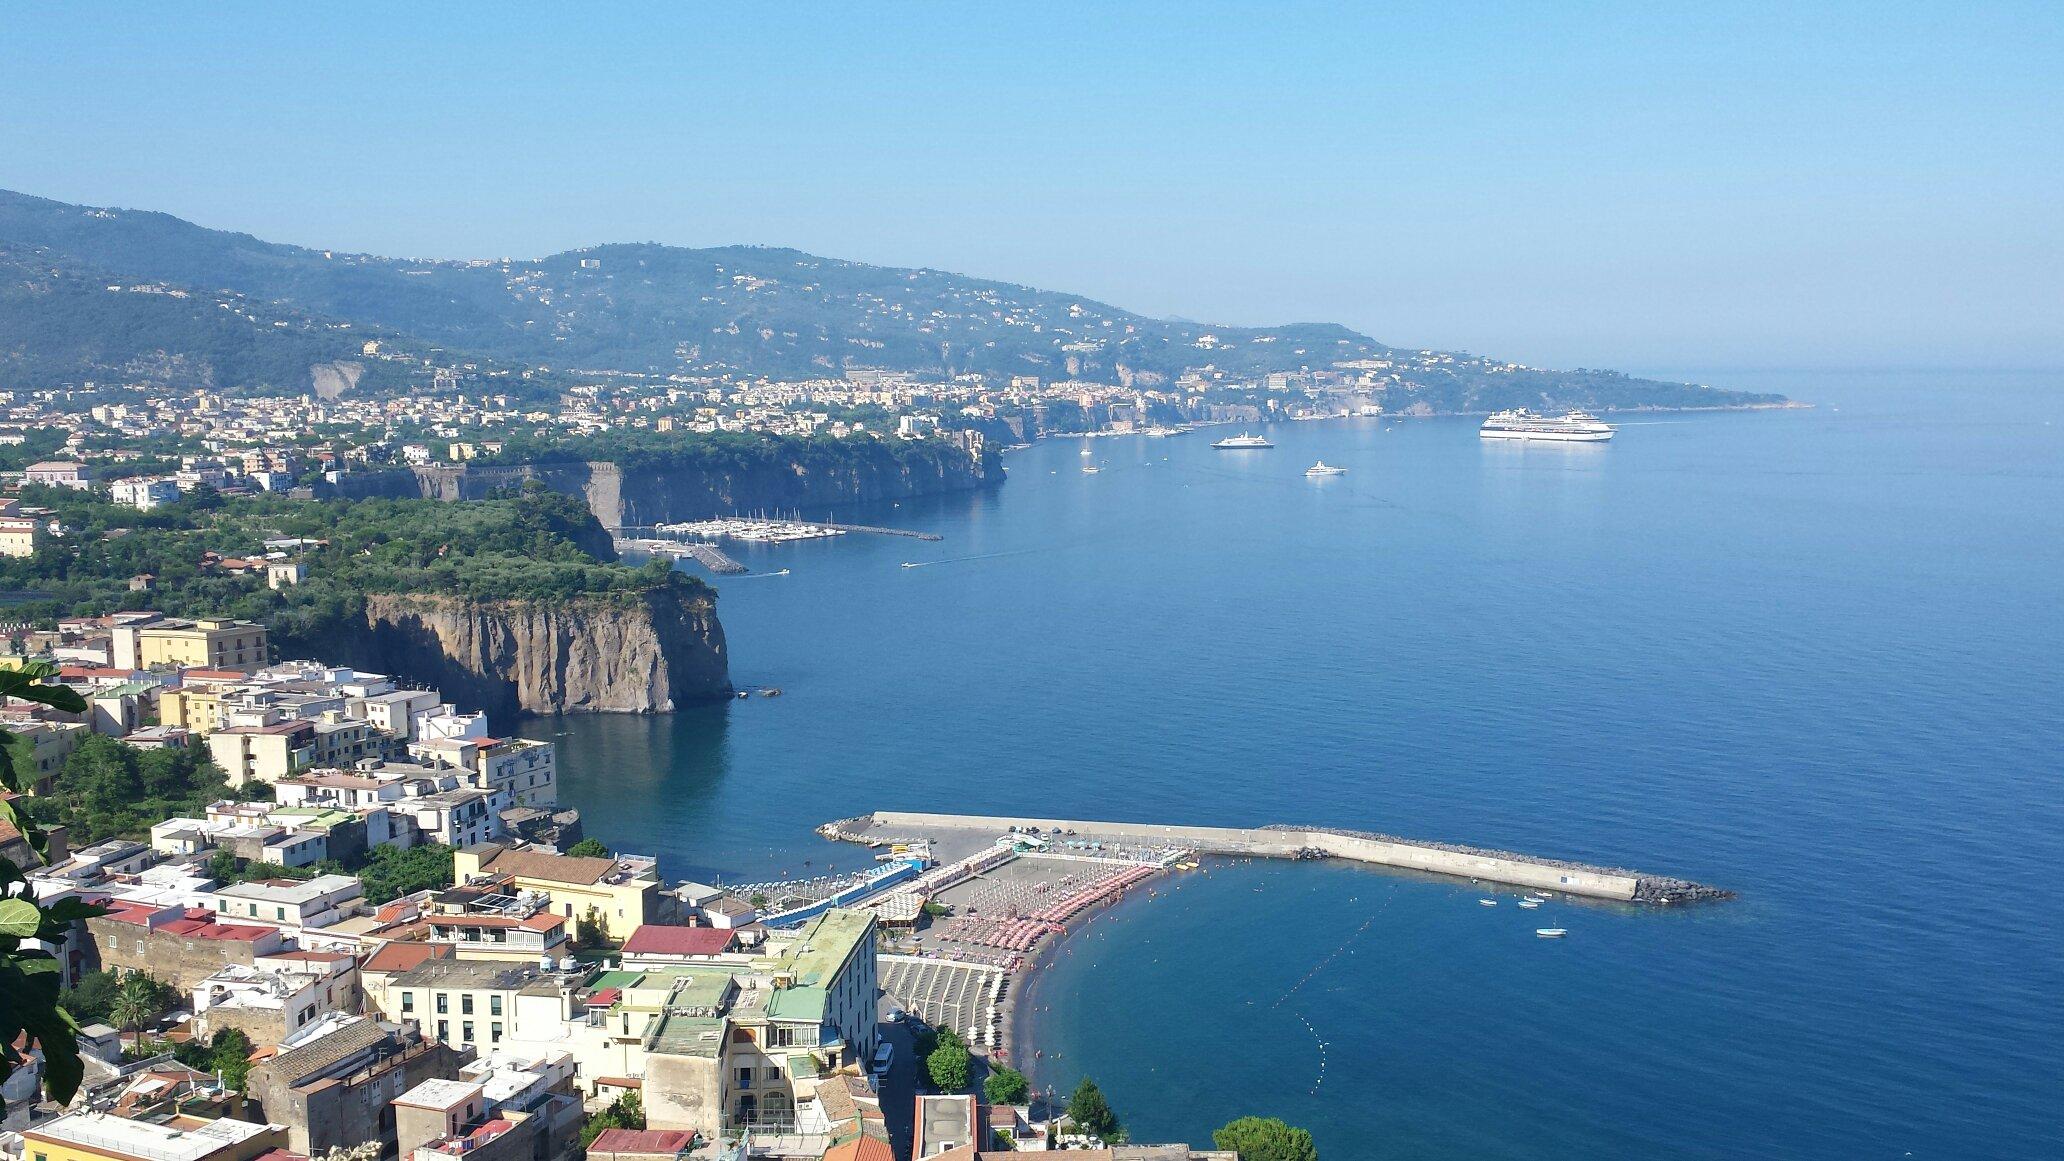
(437, 1021, 448, 1041)
(491, 1022, 503, 1044)
(402, 993, 415, 1014)
(461, 1022, 473, 1042)
(276, 907, 286, 920)
(461, 995, 474, 1015)
(490, 996, 502, 1016)
(435, 994, 448, 1014)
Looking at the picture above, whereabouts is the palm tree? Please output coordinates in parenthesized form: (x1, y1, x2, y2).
(110, 973, 160, 1034)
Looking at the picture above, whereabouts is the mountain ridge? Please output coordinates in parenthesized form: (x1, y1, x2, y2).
(0, 188, 1785, 409)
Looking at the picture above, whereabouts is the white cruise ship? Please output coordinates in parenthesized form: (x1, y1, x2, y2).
(1479, 409, 1615, 442)
(1212, 432, 1274, 449)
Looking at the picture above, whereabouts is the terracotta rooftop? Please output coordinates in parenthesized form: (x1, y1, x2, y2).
(361, 941, 453, 975)
(623, 925, 736, 957)
(470, 845, 617, 886)
(588, 1129, 696, 1157)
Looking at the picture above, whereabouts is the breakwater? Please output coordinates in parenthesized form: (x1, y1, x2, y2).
(825, 811, 1728, 904)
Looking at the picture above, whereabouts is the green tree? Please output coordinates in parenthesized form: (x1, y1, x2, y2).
(983, 1064, 1029, 1105)
(356, 844, 454, 904)
(206, 1028, 255, 1091)
(1212, 1118, 1317, 1161)
(109, 973, 161, 1033)
(1067, 1076, 1121, 1141)
(926, 1028, 972, 1093)
(59, 969, 125, 1026)
(579, 1091, 646, 1146)
(565, 837, 611, 859)
(0, 662, 104, 1104)
(575, 907, 610, 951)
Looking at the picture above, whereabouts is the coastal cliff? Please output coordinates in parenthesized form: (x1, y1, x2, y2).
(411, 439, 997, 527)
(315, 587, 729, 719)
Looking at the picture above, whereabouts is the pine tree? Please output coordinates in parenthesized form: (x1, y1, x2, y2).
(1067, 1076, 1120, 1140)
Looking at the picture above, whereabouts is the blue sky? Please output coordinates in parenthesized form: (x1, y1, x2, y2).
(2, 2, 2058, 371)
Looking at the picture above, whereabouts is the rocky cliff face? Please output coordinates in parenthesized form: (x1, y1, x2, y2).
(410, 448, 996, 527)
(332, 587, 728, 719)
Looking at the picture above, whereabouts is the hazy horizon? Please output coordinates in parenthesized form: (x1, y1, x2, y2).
(4, 2, 2058, 373)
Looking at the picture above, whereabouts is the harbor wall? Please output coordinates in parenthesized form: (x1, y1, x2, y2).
(860, 811, 1642, 901)
(1298, 830, 1638, 899)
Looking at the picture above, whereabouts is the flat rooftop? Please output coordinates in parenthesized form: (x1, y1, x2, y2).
(26, 1112, 280, 1161)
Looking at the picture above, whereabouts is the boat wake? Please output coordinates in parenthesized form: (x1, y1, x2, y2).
(899, 548, 1040, 569)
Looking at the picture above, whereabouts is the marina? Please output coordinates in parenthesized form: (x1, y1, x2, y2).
(614, 537, 749, 573)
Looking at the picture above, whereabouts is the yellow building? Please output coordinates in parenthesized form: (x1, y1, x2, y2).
(111, 618, 268, 673)
(0, 515, 38, 558)
(455, 844, 660, 941)
(23, 1112, 285, 1161)
(159, 686, 226, 734)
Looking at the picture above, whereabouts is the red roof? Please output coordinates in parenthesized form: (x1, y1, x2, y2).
(583, 988, 622, 1008)
(98, 898, 163, 925)
(622, 924, 736, 957)
(588, 1129, 695, 1157)
(160, 908, 275, 942)
(362, 942, 452, 974)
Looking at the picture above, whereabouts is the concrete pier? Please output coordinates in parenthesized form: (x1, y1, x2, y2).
(825, 811, 1729, 904)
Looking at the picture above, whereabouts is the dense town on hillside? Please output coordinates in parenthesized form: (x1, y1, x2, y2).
(0, 355, 1492, 487)
(0, 611, 1245, 1161)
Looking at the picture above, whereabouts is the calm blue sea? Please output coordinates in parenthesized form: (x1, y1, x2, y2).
(521, 370, 2064, 1160)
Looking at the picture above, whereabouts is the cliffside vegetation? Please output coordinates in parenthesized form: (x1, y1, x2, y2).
(0, 483, 703, 642)
(16, 734, 228, 846)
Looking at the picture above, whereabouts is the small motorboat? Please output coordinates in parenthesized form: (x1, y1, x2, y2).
(1518, 900, 1541, 909)
(1478, 899, 1498, 907)
(1082, 465, 1100, 474)
(1536, 928, 1568, 939)
(1080, 448, 1093, 456)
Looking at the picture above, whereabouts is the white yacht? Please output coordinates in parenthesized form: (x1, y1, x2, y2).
(1536, 928, 1568, 938)
(1479, 409, 1615, 442)
(1305, 461, 1347, 476)
(1212, 432, 1274, 449)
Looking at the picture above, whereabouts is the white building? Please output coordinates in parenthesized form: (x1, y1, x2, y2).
(200, 874, 363, 932)
(111, 476, 182, 510)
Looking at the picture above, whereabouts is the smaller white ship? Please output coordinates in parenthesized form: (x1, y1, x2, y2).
(1478, 899, 1498, 907)
(1213, 432, 1274, 449)
(1304, 461, 1347, 476)
(1082, 465, 1101, 474)
(1535, 928, 1568, 939)
(1080, 447, 1093, 456)
(1518, 899, 1541, 909)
